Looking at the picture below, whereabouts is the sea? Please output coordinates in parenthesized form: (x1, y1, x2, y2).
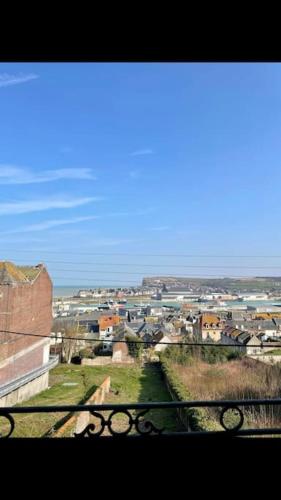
(53, 286, 130, 297)
(53, 286, 281, 310)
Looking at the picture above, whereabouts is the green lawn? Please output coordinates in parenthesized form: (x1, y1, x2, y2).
(3, 363, 180, 437)
(264, 349, 281, 356)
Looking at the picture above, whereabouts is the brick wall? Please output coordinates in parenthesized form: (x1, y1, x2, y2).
(112, 341, 135, 363)
(0, 343, 46, 385)
(113, 341, 129, 356)
(0, 268, 52, 384)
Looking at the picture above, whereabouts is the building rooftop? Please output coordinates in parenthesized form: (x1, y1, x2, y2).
(201, 313, 222, 325)
(75, 310, 118, 322)
(18, 266, 42, 281)
(227, 318, 278, 331)
(0, 261, 43, 284)
(237, 332, 251, 344)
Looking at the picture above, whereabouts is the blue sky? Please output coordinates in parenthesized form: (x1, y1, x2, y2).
(1, 63, 281, 285)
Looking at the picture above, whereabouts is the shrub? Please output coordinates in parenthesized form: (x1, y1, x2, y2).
(93, 342, 103, 355)
(162, 344, 244, 365)
(160, 357, 220, 432)
(161, 345, 194, 365)
(79, 348, 95, 359)
(125, 335, 143, 359)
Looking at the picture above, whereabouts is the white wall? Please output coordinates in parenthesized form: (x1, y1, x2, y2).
(43, 341, 50, 364)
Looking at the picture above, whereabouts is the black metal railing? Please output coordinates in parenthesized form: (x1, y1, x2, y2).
(1, 399, 281, 438)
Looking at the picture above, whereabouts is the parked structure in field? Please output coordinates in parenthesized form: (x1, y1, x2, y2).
(0, 261, 57, 406)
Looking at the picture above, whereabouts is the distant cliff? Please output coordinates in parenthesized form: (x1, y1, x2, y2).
(142, 276, 281, 290)
(142, 277, 193, 287)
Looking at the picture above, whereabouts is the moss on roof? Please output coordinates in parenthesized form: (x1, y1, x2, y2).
(0, 262, 42, 283)
(18, 266, 42, 281)
(0, 262, 28, 283)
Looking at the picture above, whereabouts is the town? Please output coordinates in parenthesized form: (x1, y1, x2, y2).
(2, 260, 281, 438)
(52, 275, 281, 363)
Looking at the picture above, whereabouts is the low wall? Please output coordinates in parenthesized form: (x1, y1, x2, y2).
(53, 377, 111, 437)
(75, 376, 110, 434)
(249, 355, 281, 365)
(81, 357, 112, 366)
(0, 372, 49, 407)
(112, 357, 134, 364)
(82, 356, 135, 366)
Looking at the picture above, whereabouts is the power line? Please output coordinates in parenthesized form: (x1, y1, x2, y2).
(8, 258, 281, 270)
(51, 277, 140, 283)
(3, 248, 281, 258)
(47, 266, 281, 278)
(50, 275, 281, 281)
(0, 328, 279, 349)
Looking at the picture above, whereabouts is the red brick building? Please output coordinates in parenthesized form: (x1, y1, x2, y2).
(0, 261, 57, 406)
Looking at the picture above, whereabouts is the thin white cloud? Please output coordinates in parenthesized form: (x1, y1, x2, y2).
(1, 236, 50, 244)
(8, 215, 100, 233)
(88, 237, 143, 247)
(5, 208, 154, 234)
(0, 166, 96, 184)
(0, 73, 38, 88)
(10, 236, 144, 248)
(149, 226, 170, 231)
(107, 207, 155, 216)
(130, 149, 153, 156)
(0, 197, 101, 216)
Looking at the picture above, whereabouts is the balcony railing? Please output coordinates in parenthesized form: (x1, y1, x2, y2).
(1, 398, 281, 438)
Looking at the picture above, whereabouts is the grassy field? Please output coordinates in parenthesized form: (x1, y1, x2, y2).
(2, 363, 180, 437)
(172, 357, 281, 429)
(264, 349, 281, 356)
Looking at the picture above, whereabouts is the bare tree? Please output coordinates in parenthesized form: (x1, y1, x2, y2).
(53, 319, 86, 364)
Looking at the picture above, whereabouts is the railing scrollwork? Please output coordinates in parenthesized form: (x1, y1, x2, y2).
(74, 409, 164, 438)
(1, 398, 281, 438)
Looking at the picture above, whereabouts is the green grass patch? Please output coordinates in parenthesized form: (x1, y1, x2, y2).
(264, 349, 281, 356)
(3, 363, 180, 437)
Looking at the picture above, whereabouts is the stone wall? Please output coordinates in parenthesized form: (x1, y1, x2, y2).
(0, 340, 48, 385)
(81, 357, 112, 366)
(112, 341, 134, 363)
(81, 355, 135, 366)
(249, 354, 281, 365)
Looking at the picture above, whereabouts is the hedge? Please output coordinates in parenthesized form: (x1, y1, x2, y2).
(160, 357, 220, 432)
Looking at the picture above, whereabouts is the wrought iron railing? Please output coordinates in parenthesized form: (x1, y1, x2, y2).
(1, 399, 281, 438)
